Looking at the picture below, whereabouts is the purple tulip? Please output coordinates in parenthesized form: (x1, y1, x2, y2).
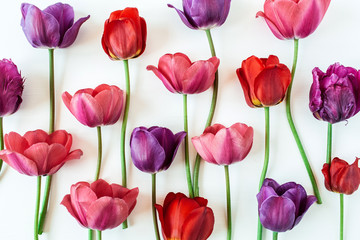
(168, 0, 231, 30)
(130, 126, 186, 174)
(0, 59, 24, 117)
(257, 178, 317, 232)
(309, 63, 360, 124)
(21, 2, 90, 48)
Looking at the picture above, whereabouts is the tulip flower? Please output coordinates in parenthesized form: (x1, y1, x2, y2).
(101, 8, 147, 61)
(155, 192, 214, 240)
(256, 0, 331, 40)
(0, 129, 82, 176)
(62, 84, 125, 128)
(168, 0, 231, 30)
(257, 178, 317, 234)
(147, 53, 220, 94)
(309, 63, 360, 124)
(61, 179, 139, 231)
(21, 3, 90, 48)
(236, 55, 291, 108)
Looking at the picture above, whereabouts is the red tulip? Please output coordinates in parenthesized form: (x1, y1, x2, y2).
(155, 192, 214, 240)
(61, 179, 139, 230)
(236, 55, 291, 108)
(101, 8, 147, 60)
(0, 129, 82, 176)
(322, 157, 360, 195)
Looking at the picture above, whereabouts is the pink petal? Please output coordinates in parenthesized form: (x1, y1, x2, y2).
(90, 179, 113, 198)
(23, 129, 49, 145)
(203, 123, 225, 135)
(23, 143, 60, 175)
(0, 150, 38, 175)
(111, 186, 139, 214)
(94, 86, 124, 125)
(4, 132, 29, 153)
(192, 134, 217, 164)
(147, 64, 177, 93)
(49, 130, 72, 151)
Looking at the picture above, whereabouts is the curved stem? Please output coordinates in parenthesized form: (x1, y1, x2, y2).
(183, 94, 194, 198)
(94, 126, 102, 181)
(340, 194, 344, 240)
(257, 220, 263, 240)
(193, 29, 218, 197)
(34, 176, 41, 240)
(273, 232, 278, 240)
(286, 39, 322, 204)
(152, 174, 160, 240)
(326, 123, 332, 164)
(121, 59, 130, 229)
(224, 165, 232, 240)
(97, 230, 102, 240)
(88, 229, 93, 240)
(0, 117, 4, 172)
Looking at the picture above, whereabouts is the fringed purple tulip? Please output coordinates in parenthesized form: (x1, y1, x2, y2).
(257, 178, 317, 232)
(168, 0, 231, 30)
(0, 59, 24, 117)
(309, 63, 360, 124)
(130, 126, 186, 174)
(21, 2, 90, 48)
(191, 123, 253, 165)
(147, 53, 219, 94)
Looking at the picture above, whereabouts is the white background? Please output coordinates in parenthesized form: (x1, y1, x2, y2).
(0, 0, 359, 239)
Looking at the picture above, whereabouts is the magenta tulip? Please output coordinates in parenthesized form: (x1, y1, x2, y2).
(0, 129, 82, 176)
(256, 0, 331, 40)
(62, 84, 125, 128)
(192, 123, 253, 165)
(61, 179, 139, 231)
(147, 53, 219, 94)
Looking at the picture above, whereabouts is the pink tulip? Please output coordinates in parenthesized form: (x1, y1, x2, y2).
(192, 123, 253, 165)
(147, 53, 220, 94)
(0, 129, 82, 176)
(256, 0, 331, 40)
(62, 84, 125, 127)
(61, 179, 139, 231)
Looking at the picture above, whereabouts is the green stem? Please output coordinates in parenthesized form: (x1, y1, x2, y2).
(121, 59, 130, 229)
(95, 126, 102, 181)
(193, 29, 218, 197)
(0, 117, 4, 172)
(286, 39, 321, 204)
(224, 165, 232, 240)
(257, 221, 263, 240)
(273, 232, 278, 240)
(97, 230, 102, 240)
(88, 229, 93, 240)
(34, 176, 41, 240)
(340, 194, 344, 240)
(326, 123, 332, 164)
(183, 94, 194, 198)
(152, 174, 160, 240)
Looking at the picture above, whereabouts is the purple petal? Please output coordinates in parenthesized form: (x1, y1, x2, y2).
(59, 15, 90, 48)
(43, 3, 74, 38)
(275, 181, 298, 196)
(281, 185, 307, 218)
(168, 4, 196, 29)
(262, 178, 280, 190)
(256, 186, 278, 209)
(293, 195, 317, 227)
(309, 67, 324, 116)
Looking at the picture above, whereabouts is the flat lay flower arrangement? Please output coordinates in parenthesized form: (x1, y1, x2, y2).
(1, 0, 360, 239)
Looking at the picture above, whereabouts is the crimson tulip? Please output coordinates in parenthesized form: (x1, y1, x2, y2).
(155, 192, 214, 240)
(236, 55, 291, 108)
(101, 8, 147, 60)
(256, 0, 331, 40)
(322, 157, 360, 195)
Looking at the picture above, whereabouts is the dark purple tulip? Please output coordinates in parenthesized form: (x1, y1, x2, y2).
(168, 0, 231, 30)
(257, 178, 316, 233)
(130, 126, 186, 174)
(21, 2, 90, 48)
(309, 63, 360, 124)
(0, 59, 24, 117)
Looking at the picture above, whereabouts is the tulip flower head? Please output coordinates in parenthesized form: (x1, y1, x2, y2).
(0, 129, 83, 176)
(62, 84, 125, 128)
(0, 59, 24, 117)
(309, 63, 360, 124)
(168, 0, 231, 30)
(192, 123, 253, 165)
(147, 53, 220, 94)
(102, 8, 147, 60)
(256, 0, 331, 40)
(257, 178, 317, 232)
(236, 55, 291, 108)
(130, 126, 186, 174)
(21, 2, 90, 48)
(155, 192, 215, 240)
(322, 157, 360, 195)
(61, 179, 139, 230)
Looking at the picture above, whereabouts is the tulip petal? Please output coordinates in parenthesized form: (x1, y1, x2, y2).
(256, 185, 278, 209)
(90, 179, 113, 198)
(111, 186, 139, 214)
(147, 65, 178, 93)
(192, 133, 217, 165)
(48, 149, 82, 175)
(262, 178, 281, 189)
(23, 129, 49, 145)
(49, 130, 72, 152)
(60, 15, 90, 48)
(181, 206, 215, 240)
(4, 132, 29, 153)
(183, 59, 217, 94)
(43, 3, 74, 38)
(0, 150, 38, 176)
(93, 86, 123, 125)
(293, 195, 317, 227)
(167, 4, 196, 29)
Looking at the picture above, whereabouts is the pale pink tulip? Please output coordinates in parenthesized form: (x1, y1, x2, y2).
(0, 129, 82, 176)
(192, 123, 253, 165)
(256, 0, 331, 40)
(147, 53, 220, 94)
(62, 84, 124, 127)
(61, 179, 139, 231)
